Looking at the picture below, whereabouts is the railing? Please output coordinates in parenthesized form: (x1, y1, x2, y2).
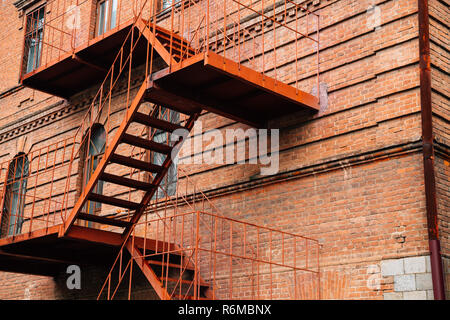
(0, 137, 76, 238)
(163, 0, 321, 92)
(22, 0, 320, 90)
(4, 0, 321, 239)
(60, 0, 320, 222)
(21, 0, 149, 76)
(97, 168, 320, 300)
(0, 104, 183, 239)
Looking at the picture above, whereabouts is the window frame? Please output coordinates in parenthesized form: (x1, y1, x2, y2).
(22, 4, 46, 75)
(151, 108, 179, 199)
(0, 153, 29, 238)
(95, 0, 118, 37)
(82, 124, 106, 223)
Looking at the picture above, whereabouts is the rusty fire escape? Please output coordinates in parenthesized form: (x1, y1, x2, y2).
(0, 0, 321, 299)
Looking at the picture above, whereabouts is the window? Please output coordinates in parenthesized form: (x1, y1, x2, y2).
(161, 0, 173, 10)
(96, 0, 118, 36)
(23, 6, 45, 74)
(152, 108, 178, 199)
(0, 153, 29, 237)
(82, 124, 106, 223)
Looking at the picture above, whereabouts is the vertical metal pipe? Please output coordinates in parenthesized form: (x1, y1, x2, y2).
(418, 0, 446, 300)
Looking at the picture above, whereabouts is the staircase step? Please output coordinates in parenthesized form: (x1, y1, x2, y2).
(156, 31, 188, 44)
(101, 172, 155, 191)
(161, 41, 195, 56)
(140, 252, 184, 266)
(154, 30, 194, 49)
(160, 277, 209, 287)
(88, 193, 140, 210)
(77, 212, 133, 228)
(133, 112, 185, 132)
(122, 133, 172, 154)
(146, 259, 195, 271)
(110, 154, 163, 173)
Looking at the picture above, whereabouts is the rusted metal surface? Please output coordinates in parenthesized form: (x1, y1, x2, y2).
(418, 0, 445, 300)
(0, 225, 126, 276)
(21, 0, 320, 110)
(0, 0, 322, 300)
(97, 168, 320, 300)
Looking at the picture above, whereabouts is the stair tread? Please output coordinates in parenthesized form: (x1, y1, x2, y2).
(139, 248, 183, 257)
(101, 172, 155, 191)
(88, 193, 140, 210)
(133, 112, 186, 132)
(122, 133, 172, 154)
(160, 276, 209, 287)
(157, 31, 190, 45)
(77, 212, 132, 228)
(110, 153, 163, 173)
(146, 259, 195, 271)
(152, 26, 194, 50)
(160, 40, 195, 55)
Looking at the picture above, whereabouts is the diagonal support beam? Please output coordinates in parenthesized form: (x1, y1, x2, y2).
(60, 80, 149, 237)
(122, 110, 201, 235)
(73, 54, 108, 73)
(126, 240, 171, 300)
(135, 19, 177, 67)
(147, 80, 265, 128)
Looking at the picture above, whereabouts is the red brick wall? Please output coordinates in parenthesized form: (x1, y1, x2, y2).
(0, 0, 447, 300)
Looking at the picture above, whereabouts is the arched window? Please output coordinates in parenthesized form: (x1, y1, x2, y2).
(152, 108, 178, 199)
(83, 124, 106, 220)
(0, 153, 29, 237)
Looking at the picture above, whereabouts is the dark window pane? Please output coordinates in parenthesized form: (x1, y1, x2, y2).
(24, 7, 45, 73)
(1, 154, 29, 237)
(83, 125, 106, 223)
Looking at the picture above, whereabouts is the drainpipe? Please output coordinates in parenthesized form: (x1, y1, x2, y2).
(418, 0, 446, 300)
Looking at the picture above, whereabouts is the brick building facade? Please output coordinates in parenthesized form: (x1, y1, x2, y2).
(0, 0, 447, 300)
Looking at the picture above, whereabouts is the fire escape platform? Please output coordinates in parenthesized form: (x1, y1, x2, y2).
(0, 224, 182, 277)
(20, 19, 151, 98)
(148, 51, 320, 127)
(0, 225, 125, 276)
(21, 19, 319, 125)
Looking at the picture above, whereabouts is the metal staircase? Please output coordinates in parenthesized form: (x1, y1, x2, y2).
(125, 236, 212, 300)
(62, 82, 200, 236)
(0, 0, 322, 300)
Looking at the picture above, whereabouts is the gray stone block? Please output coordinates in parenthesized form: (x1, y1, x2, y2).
(427, 290, 434, 300)
(381, 259, 404, 276)
(384, 292, 403, 300)
(403, 291, 427, 300)
(404, 256, 426, 274)
(425, 256, 431, 273)
(416, 273, 433, 290)
(394, 274, 416, 292)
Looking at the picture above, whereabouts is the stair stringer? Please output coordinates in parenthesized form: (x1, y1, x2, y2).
(126, 238, 213, 300)
(126, 239, 172, 300)
(135, 18, 177, 67)
(122, 110, 200, 235)
(61, 77, 200, 237)
(60, 81, 149, 237)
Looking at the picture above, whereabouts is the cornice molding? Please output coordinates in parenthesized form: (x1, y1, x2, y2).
(0, 100, 83, 144)
(0, 72, 145, 144)
(13, 0, 42, 11)
(141, 140, 423, 215)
